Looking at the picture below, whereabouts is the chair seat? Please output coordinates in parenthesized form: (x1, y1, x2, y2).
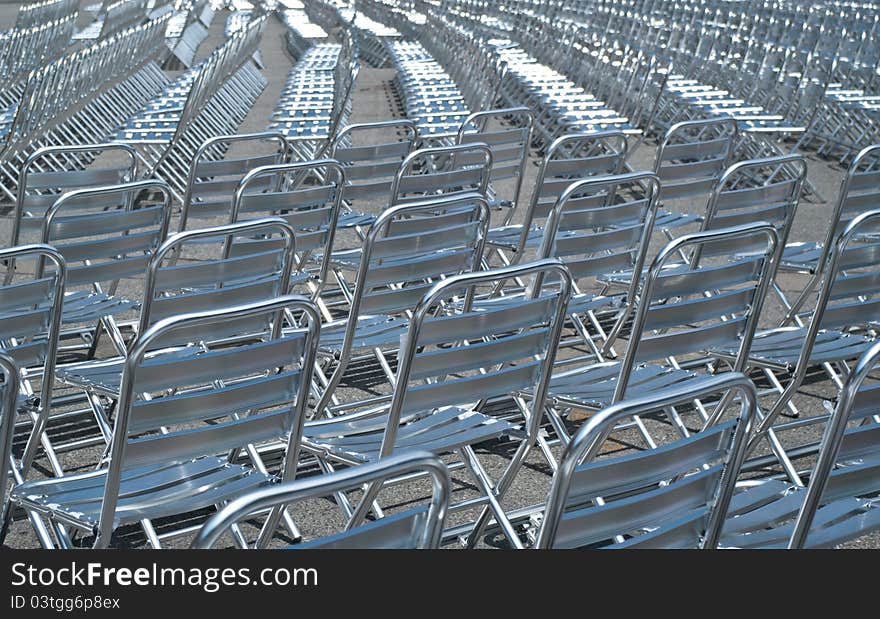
(710, 327, 874, 370)
(655, 209, 702, 229)
(543, 362, 699, 410)
(309, 314, 410, 353)
(461, 289, 621, 316)
(62, 290, 138, 324)
(56, 346, 204, 396)
(304, 405, 522, 462)
(486, 223, 542, 250)
(10, 456, 272, 531)
(778, 241, 823, 272)
(720, 472, 880, 548)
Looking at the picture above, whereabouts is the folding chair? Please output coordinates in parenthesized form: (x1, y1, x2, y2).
(0, 353, 20, 543)
(389, 142, 492, 205)
(454, 107, 533, 211)
(712, 208, 880, 484)
(722, 339, 880, 549)
(38, 179, 174, 356)
(330, 119, 418, 226)
(541, 221, 779, 449)
(308, 193, 491, 418)
(8, 295, 320, 548)
(178, 132, 291, 234)
(652, 118, 738, 229)
(192, 450, 450, 549)
(534, 373, 757, 549)
(302, 259, 571, 548)
(485, 131, 628, 261)
(8, 143, 140, 251)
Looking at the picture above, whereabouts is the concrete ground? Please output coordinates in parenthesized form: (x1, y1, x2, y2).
(1, 2, 879, 549)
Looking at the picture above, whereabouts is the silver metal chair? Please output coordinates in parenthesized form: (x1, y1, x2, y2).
(38, 179, 174, 356)
(534, 373, 757, 549)
(454, 107, 533, 211)
(722, 339, 880, 549)
(302, 258, 571, 548)
(0, 353, 20, 544)
(9, 294, 320, 548)
(389, 142, 492, 205)
(178, 132, 291, 234)
(485, 131, 628, 261)
(542, 222, 779, 449)
(8, 143, 140, 251)
(192, 451, 450, 549)
(309, 192, 490, 418)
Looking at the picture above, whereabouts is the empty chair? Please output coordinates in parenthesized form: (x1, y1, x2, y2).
(389, 142, 492, 205)
(0, 353, 19, 542)
(37, 180, 174, 358)
(8, 143, 139, 250)
(486, 131, 628, 261)
(302, 259, 571, 548)
(230, 159, 345, 311)
(330, 119, 418, 226)
(653, 118, 737, 229)
(192, 451, 450, 549)
(309, 193, 490, 417)
(534, 373, 757, 549)
(778, 144, 880, 317)
(540, 222, 778, 448)
(712, 208, 880, 484)
(722, 340, 880, 548)
(454, 107, 533, 211)
(0, 245, 66, 491)
(178, 132, 290, 234)
(8, 295, 320, 548)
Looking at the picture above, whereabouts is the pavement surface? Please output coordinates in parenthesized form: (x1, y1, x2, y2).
(1, 2, 879, 549)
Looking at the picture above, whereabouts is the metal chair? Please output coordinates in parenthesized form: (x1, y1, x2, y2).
(534, 373, 757, 549)
(8, 295, 320, 548)
(389, 142, 492, 205)
(302, 259, 571, 548)
(722, 339, 880, 548)
(192, 451, 450, 549)
(0, 353, 21, 544)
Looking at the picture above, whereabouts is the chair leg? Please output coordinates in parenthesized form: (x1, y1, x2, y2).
(460, 443, 526, 549)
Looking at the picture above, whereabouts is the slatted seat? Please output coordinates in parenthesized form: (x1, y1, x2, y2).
(718, 341, 880, 548)
(536, 222, 778, 449)
(8, 295, 320, 548)
(192, 451, 450, 549)
(305, 193, 490, 418)
(533, 373, 757, 549)
(303, 259, 571, 549)
(485, 131, 628, 260)
(56, 218, 298, 404)
(710, 209, 880, 483)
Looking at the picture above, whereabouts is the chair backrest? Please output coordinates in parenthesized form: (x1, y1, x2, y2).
(230, 159, 344, 298)
(535, 373, 757, 549)
(11, 143, 139, 249)
(455, 107, 533, 209)
(139, 217, 297, 344)
(331, 119, 417, 206)
(702, 154, 807, 254)
(611, 222, 779, 402)
(380, 259, 572, 458)
(786, 339, 880, 548)
(538, 171, 661, 304)
(0, 352, 19, 532)
(655, 118, 738, 202)
(335, 192, 490, 362)
(810, 144, 880, 271)
(179, 132, 290, 232)
(96, 295, 321, 546)
(389, 142, 492, 204)
(191, 450, 450, 549)
(38, 179, 173, 291)
(0, 244, 65, 473)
